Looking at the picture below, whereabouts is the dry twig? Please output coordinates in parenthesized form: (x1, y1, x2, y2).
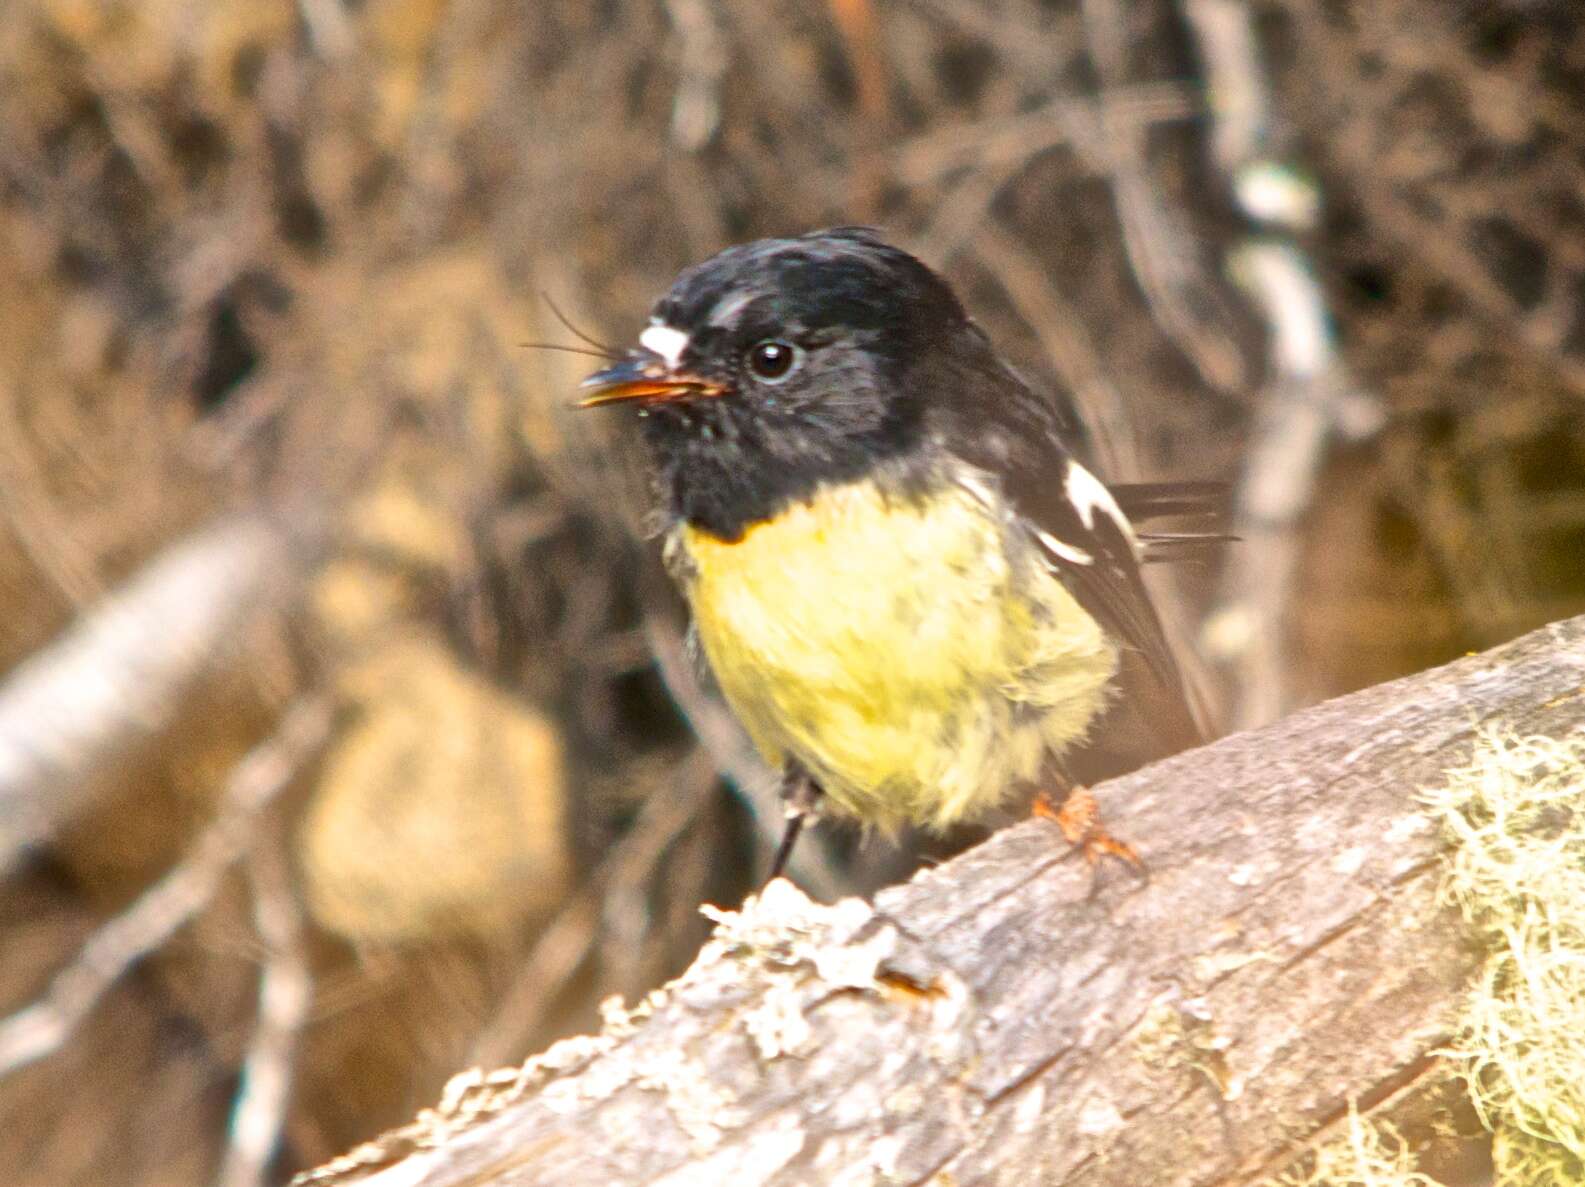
(664, 0, 729, 151)
(1182, 0, 1384, 727)
(0, 697, 332, 1078)
(218, 834, 314, 1187)
(1082, 0, 1250, 395)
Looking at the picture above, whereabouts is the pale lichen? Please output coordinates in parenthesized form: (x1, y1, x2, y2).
(699, 878, 879, 970)
(1257, 729, 1585, 1187)
(1133, 994, 1240, 1101)
(1271, 1104, 1437, 1187)
(702, 878, 972, 1067)
(632, 1044, 749, 1152)
(743, 977, 814, 1060)
(1424, 729, 1585, 1182)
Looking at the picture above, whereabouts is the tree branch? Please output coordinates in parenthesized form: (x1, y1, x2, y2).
(298, 615, 1585, 1187)
(0, 514, 297, 876)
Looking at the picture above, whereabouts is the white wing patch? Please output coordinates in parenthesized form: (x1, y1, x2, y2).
(640, 322, 690, 367)
(1035, 529, 1093, 567)
(1064, 461, 1139, 555)
(955, 465, 1094, 567)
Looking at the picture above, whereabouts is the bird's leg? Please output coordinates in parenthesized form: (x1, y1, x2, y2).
(1032, 784, 1144, 873)
(767, 760, 823, 884)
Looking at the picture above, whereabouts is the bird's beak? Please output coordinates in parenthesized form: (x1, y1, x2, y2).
(578, 352, 725, 408)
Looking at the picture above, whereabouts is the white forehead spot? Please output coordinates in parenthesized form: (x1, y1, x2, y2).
(1065, 461, 1138, 550)
(640, 323, 690, 367)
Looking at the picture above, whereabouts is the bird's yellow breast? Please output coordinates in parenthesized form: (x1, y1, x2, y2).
(671, 477, 1117, 832)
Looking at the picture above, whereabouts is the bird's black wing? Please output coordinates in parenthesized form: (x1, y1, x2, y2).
(1027, 455, 1208, 749)
(1110, 480, 1229, 522)
(936, 355, 1212, 751)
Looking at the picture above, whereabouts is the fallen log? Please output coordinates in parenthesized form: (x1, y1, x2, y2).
(299, 614, 1585, 1187)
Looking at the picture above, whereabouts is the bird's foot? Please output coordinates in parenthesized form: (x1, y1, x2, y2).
(1032, 786, 1144, 873)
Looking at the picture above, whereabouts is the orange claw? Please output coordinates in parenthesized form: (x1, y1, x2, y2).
(1032, 786, 1144, 870)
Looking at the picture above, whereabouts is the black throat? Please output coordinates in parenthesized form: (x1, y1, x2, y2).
(639, 401, 923, 541)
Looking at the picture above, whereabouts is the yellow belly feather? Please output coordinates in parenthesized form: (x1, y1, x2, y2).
(674, 478, 1116, 832)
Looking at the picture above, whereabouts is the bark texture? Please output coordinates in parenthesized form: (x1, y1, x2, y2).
(300, 614, 1585, 1187)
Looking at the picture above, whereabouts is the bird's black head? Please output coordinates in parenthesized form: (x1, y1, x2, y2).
(581, 228, 985, 540)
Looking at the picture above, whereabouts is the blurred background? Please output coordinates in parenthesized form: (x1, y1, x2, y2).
(0, 0, 1582, 1183)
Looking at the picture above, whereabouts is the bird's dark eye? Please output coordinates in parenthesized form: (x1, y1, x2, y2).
(745, 339, 799, 382)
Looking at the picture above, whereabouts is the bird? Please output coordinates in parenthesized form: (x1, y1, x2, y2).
(579, 227, 1221, 880)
